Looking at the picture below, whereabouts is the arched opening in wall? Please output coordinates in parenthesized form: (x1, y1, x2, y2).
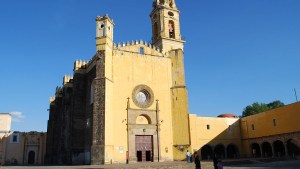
(169, 0, 173, 7)
(273, 140, 285, 157)
(262, 142, 273, 157)
(287, 139, 300, 157)
(214, 144, 225, 159)
(136, 115, 151, 124)
(251, 143, 261, 158)
(28, 151, 35, 165)
(200, 145, 213, 160)
(168, 20, 175, 39)
(227, 144, 239, 159)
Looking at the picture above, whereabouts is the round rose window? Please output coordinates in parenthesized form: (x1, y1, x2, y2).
(132, 85, 154, 108)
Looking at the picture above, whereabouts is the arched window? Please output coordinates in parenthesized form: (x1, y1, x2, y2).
(169, 0, 173, 7)
(168, 20, 175, 39)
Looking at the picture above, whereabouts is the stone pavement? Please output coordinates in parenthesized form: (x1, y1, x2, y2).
(1, 160, 300, 169)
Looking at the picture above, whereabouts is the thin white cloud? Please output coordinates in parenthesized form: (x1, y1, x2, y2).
(10, 112, 25, 122)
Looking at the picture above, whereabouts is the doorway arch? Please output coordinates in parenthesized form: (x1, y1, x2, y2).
(214, 144, 225, 159)
(251, 143, 261, 158)
(262, 142, 273, 157)
(227, 144, 238, 158)
(200, 145, 213, 160)
(273, 140, 285, 157)
(28, 151, 35, 164)
(287, 139, 300, 157)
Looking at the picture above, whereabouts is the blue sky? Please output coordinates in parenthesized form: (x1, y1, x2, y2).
(0, 0, 299, 132)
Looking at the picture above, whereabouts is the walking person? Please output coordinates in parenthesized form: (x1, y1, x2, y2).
(217, 159, 223, 169)
(186, 150, 191, 163)
(194, 153, 201, 169)
(213, 154, 218, 169)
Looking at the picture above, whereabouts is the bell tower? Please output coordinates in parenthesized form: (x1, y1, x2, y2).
(151, 0, 191, 161)
(96, 14, 114, 52)
(150, 0, 185, 53)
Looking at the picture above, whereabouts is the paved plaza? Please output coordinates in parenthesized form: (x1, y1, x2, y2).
(1, 160, 300, 169)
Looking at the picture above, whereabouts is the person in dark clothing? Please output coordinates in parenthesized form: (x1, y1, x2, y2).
(213, 154, 218, 169)
(194, 153, 201, 169)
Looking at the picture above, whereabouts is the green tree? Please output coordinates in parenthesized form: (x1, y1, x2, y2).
(267, 100, 285, 109)
(242, 100, 285, 117)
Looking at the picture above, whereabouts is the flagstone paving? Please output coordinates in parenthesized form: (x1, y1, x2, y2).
(1, 160, 300, 169)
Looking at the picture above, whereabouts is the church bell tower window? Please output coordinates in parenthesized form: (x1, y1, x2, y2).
(168, 20, 175, 39)
(169, 0, 173, 7)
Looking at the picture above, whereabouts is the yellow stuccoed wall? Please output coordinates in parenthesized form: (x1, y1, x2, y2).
(241, 102, 300, 139)
(169, 50, 190, 160)
(189, 114, 242, 157)
(104, 44, 175, 163)
(1, 132, 47, 165)
(240, 102, 300, 156)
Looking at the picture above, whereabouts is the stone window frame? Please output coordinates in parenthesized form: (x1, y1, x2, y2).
(132, 85, 154, 109)
(273, 119, 277, 126)
(139, 47, 144, 55)
(10, 133, 20, 144)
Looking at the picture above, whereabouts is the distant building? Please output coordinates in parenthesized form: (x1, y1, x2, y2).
(189, 102, 300, 160)
(1, 131, 47, 166)
(0, 113, 11, 138)
(0, 114, 47, 166)
(240, 102, 300, 158)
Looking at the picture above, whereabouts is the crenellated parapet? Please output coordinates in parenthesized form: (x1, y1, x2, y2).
(74, 60, 89, 71)
(50, 96, 55, 105)
(55, 87, 63, 97)
(114, 40, 164, 54)
(63, 75, 73, 85)
(50, 96, 55, 103)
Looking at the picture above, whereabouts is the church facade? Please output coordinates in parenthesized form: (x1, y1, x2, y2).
(46, 0, 300, 165)
(46, 0, 190, 165)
